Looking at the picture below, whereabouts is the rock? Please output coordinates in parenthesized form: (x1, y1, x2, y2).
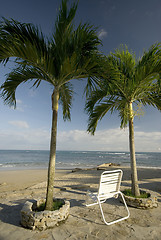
(97, 163, 120, 170)
(72, 168, 82, 172)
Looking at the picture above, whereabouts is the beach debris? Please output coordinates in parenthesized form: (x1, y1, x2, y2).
(71, 164, 120, 172)
(97, 163, 120, 170)
(72, 168, 82, 172)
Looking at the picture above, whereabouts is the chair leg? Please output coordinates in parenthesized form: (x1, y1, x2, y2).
(98, 192, 130, 225)
(119, 191, 130, 219)
(86, 199, 106, 207)
(86, 201, 99, 207)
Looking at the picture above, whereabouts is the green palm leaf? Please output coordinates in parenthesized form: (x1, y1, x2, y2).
(59, 82, 73, 121)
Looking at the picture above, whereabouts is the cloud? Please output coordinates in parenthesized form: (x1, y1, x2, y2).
(0, 128, 50, 150)
(57, 128, 128, 151)
(135, 131, 161, 151)
(98, 29, 108, 39)
(0, 127, 160, 152)
(8, 120, 29, 129)
(57, 128, 161, 152)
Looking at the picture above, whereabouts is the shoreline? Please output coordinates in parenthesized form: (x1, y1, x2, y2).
(1, 163, 161, 172)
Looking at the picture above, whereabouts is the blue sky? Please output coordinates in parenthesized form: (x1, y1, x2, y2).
(0, 0, 161, 152)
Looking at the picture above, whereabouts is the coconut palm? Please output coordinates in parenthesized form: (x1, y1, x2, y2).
(0, 0, 102, 210)
(86, 44, 161, 196)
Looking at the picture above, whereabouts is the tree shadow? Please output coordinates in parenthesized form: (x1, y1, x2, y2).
(0, 199, 34, 227)
(139, 182, 161, 192)
(69, 198, 85, 207)
(66, 184, 97, 193)
(66, 168, 161, 182)
(69, 197, 128, 226)
(54, 186, 87, 195)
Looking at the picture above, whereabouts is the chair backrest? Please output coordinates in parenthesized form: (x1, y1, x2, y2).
(98, 170, 123, 198)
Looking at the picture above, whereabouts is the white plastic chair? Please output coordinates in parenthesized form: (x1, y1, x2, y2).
(86, 169, 130, 225)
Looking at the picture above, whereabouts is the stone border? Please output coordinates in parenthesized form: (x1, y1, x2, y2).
(21, 198, 70, 230)
(120, 188, 158, 209)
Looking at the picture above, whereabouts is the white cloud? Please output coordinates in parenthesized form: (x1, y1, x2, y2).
(8, 120, 29, 129)
(0, 127, 160, 152)
(57, 128, 129, 151)
(98, 29, 108, 39)
(0, 128, 50, 150)
(135, 131, 161, 151)
(57, 128, 161, 152)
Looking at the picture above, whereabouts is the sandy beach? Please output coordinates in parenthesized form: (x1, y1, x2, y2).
(0, 166, 161, 240)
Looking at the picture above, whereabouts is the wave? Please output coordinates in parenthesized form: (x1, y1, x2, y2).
(137, 165, 161, 170)
(104, 152, 127, 155)
(1, 164, 15, 168)
(0, 150, 161, 170)
(113, 152, 126, 155)
(136, 154, 149, 159)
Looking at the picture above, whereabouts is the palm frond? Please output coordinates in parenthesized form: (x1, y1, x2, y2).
(59, 82, 73, 121)
(118, 102, 129, 128)
(0, 65, 47, 106)
(54, 0, 78, 44)
(85, 87, 107, 114)
(0, 17, 48, 64)
(87, 99, 118, 134)
(140, 90, 161, 110)
(86, 43, 161, 134)
(111, 45, 136, 81)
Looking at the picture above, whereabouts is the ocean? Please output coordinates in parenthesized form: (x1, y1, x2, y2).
(0, 150, 161, 170)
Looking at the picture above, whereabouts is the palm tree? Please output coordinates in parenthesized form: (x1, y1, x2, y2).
(86, 44, 161, 197)
(0, 0, 102, 210)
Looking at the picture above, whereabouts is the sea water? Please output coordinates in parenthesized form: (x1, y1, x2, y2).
(0, 150, 161, 170)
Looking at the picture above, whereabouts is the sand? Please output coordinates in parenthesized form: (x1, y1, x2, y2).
(0, 166, 161, 240)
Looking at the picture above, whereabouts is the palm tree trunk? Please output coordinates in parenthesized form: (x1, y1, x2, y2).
(45, 89, 59, 210)
(129, 102, 140, 197)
